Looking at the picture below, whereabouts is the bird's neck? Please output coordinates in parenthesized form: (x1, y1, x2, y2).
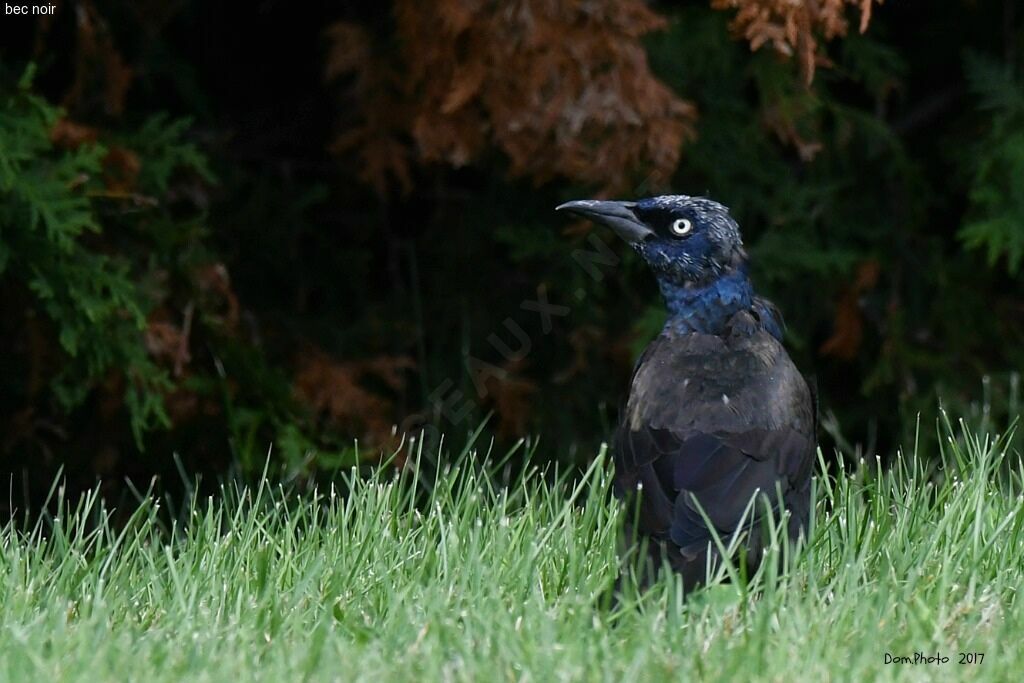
(660, 269, 753, 335)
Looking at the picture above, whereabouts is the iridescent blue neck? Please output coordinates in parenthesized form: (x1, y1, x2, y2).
(660, 269, 753, 335)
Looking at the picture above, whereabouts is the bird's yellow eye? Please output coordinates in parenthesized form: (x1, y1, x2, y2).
(670, 218, 693, 236)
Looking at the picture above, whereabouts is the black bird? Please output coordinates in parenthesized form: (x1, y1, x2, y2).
(557, 195, 816, 590)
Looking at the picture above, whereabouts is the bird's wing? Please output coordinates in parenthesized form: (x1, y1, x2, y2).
(614, 322, 814, 554)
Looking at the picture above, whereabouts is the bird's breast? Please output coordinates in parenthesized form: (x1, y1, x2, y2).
(625, 327, 805, 434)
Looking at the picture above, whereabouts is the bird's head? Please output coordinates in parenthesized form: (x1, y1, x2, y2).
(556, 195, 746, 287)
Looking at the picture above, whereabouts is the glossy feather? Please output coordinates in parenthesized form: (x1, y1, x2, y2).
(614, 310, 815, 588)
(556, 194, 816, 590)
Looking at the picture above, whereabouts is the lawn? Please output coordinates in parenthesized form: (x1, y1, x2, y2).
(1, 417, 1021, 682)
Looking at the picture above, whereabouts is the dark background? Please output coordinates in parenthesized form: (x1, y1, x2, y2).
(1, 0, 1022, 511)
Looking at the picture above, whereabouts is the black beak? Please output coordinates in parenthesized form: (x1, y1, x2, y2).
(555, 200, 654, 244)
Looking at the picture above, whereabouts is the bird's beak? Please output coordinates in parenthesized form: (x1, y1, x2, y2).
(555, 200, 653, 244)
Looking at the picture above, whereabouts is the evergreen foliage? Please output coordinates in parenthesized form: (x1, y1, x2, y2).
(0, 1, 1021, 501)
(0, 68, 178, 446)
(961, 52, 1024, 274)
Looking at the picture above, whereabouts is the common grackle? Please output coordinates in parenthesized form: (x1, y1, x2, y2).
(557, 195, 816, 590)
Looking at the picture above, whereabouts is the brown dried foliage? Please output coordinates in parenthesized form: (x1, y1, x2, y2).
(194, 263, 240, 332)
(760, 94, 825, 161)
(139, 263, 242, 425)
(477, 359, 540, 440)
(101, 146, 142, 193)
(324, 21, 413, 197)
(325, 0, 696, 195)
(293, 350, 415, 447)
(35, 1, 191, 119)
(50, 118, 99, 148)
(59, 0, 136, 115)
(819, 259, 880, 360)
(711, 0, 882, 84)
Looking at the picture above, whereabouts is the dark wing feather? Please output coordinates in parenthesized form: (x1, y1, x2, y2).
(614, 313, 815, 577)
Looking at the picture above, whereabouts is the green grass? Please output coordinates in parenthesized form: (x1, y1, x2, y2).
(1, 417, 1022, 682)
